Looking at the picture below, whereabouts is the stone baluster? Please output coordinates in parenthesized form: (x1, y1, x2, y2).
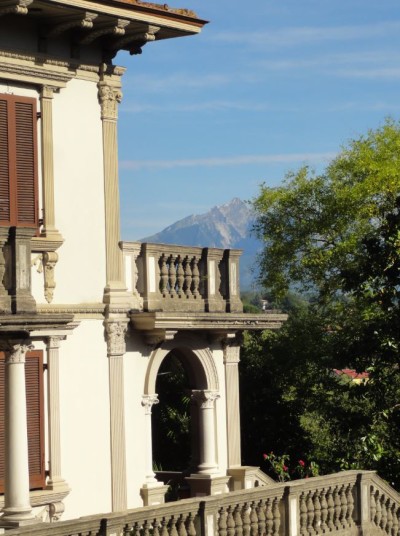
(168, 255, 177, 297)
(226, 506, 235, 536)
(219, 507, 228, 536)
(191, 256, 200, 297)
(186, 513, 196, 536)
(191, 390, 220, 474)
(176, 256, 184, 296)
(0, 341, 36, 528)
(299, 492, 308, 536)
(320, 489, 328, 532)
(327, 488, 335, 531)
(386, 500, 393, 534)
(392, 505, 399, 536)
(143, 520, 150, 536)
(153, 519, 161, 536)
(313, 490, 321, 534)
(178, 515, 187, 536)
(346, 484, 354, 527)
(340, 485, 348, 529)
(183, 256, 192, 298)
(306, 491, 315, 535)
(170, 517, 178, 536)
(159, 254, 169, 296)
(257, 501, 266, 536)
(375, 492, 382, 528)
(242, 503, 251, 536)
(381, 497, 387, 531)
(132, 521, 141, 536)
(272, 498, 280, 536)
(370, 490, 377, 524)
(333, 487, 341, 529)
(250, 502, 258, 536)
(265, 499, 273, 536)
(141, 394, 159, 483)
(234, 504, 243, 536)
(161, 518, 169, 536)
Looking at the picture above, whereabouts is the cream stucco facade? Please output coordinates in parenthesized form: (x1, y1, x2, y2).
(0, 0, 287, 529)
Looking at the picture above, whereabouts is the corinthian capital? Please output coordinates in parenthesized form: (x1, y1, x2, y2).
(104, 320, 128, 356)
(141, 394, 159, 415)
(192, 390, 220, 409)
(3, 340, 34, 364)
(98, 82, 122, 120)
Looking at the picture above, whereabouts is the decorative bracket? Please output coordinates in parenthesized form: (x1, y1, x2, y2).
(79, 18, 130, 45)
(43, 251, 58, 304)
(0, 0, 33, 16)
(143, 329, 177, 347)
(43, 12, 98, 38)
(106, 25, 160, 57)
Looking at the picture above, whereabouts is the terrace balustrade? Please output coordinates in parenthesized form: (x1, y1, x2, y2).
(6, 470, 400, 536)
(121, 242, 243, 314)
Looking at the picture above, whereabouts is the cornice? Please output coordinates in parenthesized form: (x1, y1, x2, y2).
(0, 48, 126, 86)
(130, 311, 288, 332)
(37, 303, 106, 319)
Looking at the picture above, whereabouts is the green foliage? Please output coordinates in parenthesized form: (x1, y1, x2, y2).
(244, 120, 400, 488)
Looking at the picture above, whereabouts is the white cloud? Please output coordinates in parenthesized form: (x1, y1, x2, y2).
(120, 152, 336, 171)
(123, 72, 231, 93)
(213, 21, 400, 48)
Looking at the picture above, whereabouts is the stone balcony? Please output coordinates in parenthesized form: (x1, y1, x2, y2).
(121, 241, 287, 335)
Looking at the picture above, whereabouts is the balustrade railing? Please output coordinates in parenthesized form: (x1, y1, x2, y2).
(7, 470, 400, 536)
(121, 242, 243, 313)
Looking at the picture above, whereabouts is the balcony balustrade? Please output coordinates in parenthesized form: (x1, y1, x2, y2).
(6, 470, 400, 536)
(121, 242, 243, 314)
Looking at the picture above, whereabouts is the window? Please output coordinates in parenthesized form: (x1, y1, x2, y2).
(0, 93, 39, 228)
(0, 350, 46, 493)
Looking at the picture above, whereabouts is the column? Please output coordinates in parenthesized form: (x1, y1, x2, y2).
(40, 86, 62, 240)
(141, 394, 159, 484)
(98, 74, 128, 306)
(223, 341, 242, 467)
(0, 341, 37, 528)
(192, 390, 220, 474)
(105, 318, 128, 512)
(46, 336, 66, 490)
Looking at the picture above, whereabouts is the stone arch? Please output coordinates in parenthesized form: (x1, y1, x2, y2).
(144, 334, 219, 395)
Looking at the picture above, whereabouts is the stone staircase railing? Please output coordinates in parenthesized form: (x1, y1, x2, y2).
(6, 470, 400, 536)
(121, 241, 243, 313)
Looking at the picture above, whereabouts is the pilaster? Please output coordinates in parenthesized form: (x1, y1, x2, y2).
(8, 227, 36, 314)
(223, 339, 242, 468)
(98, 69, 129, 307)
(39, 86, 63, 242)
(0, 340, 38, 528)
(45, 336, 67, 491)
(104, 317, 128, 512)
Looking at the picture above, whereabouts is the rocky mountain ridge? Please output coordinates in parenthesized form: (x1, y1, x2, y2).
(141, 198, 261, 289)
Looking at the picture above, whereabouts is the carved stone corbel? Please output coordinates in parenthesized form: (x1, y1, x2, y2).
(43, 251, 58, 304)
(44, 12, 98, 38)
(106, 25, 160, 57)
(79, 18, 130, 45)
(143, 329, 177, 347)
(48, 501, 65, 522)
(0, 0, 33, 16)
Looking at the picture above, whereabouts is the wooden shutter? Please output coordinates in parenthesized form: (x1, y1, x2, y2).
(0, 94, 38, 228)
(0, 99, 10, 224)
(0, 350, 45, 494)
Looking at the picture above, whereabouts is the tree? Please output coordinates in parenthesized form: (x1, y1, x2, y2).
(253, 119, 400, 302)
(242, 120, 400, 486)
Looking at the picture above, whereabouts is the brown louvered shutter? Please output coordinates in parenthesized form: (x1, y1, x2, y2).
(0, 94, 38, 229)
(0, 350, 45, 494)
(0, 98, 10, 225)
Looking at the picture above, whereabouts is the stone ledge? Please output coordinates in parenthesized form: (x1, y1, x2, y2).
(130, 311, 288, 332)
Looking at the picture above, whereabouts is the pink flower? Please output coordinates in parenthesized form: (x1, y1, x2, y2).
(283, 465, 288, 472)
(299, 460, 305, 467)
(263, 453, 268, 460)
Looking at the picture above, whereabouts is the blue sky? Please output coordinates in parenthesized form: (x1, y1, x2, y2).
(117, 0, 400, 239)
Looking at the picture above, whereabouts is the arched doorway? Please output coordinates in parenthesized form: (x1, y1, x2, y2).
(142, 336, 220, 500)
